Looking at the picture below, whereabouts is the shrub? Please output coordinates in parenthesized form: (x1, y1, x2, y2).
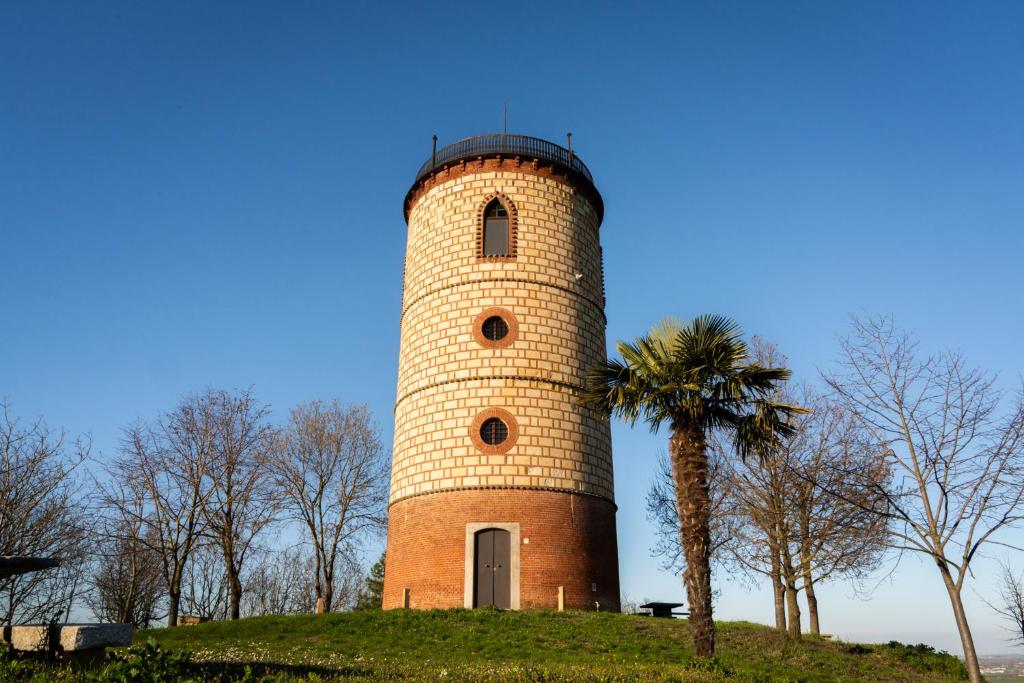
(881, 641, 968, 679)
(93, 639, 193, 683)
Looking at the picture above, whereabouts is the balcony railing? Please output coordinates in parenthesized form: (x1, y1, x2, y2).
(413, 134, 593, 186)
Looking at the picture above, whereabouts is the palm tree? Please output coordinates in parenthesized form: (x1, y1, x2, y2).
(583, 315, 803, 657)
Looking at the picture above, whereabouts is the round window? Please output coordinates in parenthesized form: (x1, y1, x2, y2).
(481, 316, 509, 342)
(473, 308, 517, 349)
(480, 417, 509, 446)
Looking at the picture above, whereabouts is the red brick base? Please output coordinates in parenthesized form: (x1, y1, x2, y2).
(383, 489, 620, 611)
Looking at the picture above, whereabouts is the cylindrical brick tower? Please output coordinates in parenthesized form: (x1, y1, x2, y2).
(383, 134, 620, 611)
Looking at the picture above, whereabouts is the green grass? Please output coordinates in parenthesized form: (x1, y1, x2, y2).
(120, 609, 968, 682)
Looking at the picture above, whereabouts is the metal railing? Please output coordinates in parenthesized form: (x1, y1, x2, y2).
(413, 134, 593, 185)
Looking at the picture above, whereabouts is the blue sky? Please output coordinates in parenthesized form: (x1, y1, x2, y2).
(2, 1, 1023, 654)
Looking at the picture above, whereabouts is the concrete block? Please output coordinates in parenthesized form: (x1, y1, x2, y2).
(6, 623, 133, 652)
(61, 624, 133, 650)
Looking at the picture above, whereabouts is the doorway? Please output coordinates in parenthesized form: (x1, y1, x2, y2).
(473, 528, 511, 609)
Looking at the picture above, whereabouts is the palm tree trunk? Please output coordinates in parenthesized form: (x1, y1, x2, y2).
(670, 424, 715, 658)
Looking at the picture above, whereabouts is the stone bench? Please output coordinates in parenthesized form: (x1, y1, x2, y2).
(3, 623, 133, 653)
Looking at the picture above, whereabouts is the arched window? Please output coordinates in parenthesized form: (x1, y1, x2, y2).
(482, 199, 510, 256)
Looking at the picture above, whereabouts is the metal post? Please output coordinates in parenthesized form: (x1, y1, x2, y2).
(431, 135, 438, 170)
(566, 133, 573, 168)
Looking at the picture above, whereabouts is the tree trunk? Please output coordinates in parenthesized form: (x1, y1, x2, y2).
(313, 550, 325, 608)
(800, 554, 820, 635)
(228, 572, 242, 620)
(797, 498, 820, 635)
(779, 537, 801, 639)
(220, 536, 243, 620)
(167, 590, 180, 628)
(323, 576, 334, 614)
(938, 563, 982, 683)
(122, 560, 139, 625)
(670, 424, 715, 658)
(322, 548, 336, 613)
(769, 539, 787, 631)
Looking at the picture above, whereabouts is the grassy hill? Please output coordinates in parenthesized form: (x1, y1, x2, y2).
(129, 609, 968, 682)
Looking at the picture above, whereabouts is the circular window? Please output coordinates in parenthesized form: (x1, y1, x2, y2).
(473, 307, 518, 349)
(482, 316, 509, 342)
(469, 408, 518, 454)
(480, 417, 509, 445)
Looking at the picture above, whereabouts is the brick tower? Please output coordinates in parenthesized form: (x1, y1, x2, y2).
(383, 134, 620, 611)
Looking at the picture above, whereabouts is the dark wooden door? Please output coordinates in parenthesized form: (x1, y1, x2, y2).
(474, 528, 511, 609)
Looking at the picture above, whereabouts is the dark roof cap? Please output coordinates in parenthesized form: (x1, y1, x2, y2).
(405, 134, 603, 223)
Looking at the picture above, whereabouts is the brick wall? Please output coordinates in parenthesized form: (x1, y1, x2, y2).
(392, 168, 614, 502)
(383, 489, 620, 611)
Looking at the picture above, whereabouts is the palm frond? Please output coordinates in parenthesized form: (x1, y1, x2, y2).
(735, 365, 792, 391)
(672, 314, 746, 381)
(732, 399, 808, 461)
(648, 317, 685, 351)
(585, 314, 804, 445)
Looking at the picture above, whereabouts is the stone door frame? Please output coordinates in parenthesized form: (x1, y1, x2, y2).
(464, 522, 520, 610)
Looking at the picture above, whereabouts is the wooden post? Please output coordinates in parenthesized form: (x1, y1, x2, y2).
(557, 586, 564, 612)
(402, 588, 411, 609)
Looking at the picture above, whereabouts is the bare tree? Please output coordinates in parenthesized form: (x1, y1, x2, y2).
(241, 547, 316, 617)
(104, 396, 216, 627)
(986, 560, 1024, 647)
(241, 546, 361, 616)
(201, 389, 275, 620)
(0, 402, 90, 624)
(180, 541, 228, 621)
(726, 386, 890, 638)
(104, 389, 273, 625)
(715, 436, 802, 635)
(825, 316, 1024, 683)
(789, 394, 889, 635)
(270, 401, 387, 613)
(86, 515, 164, 628)
(711, 340, 814, 636)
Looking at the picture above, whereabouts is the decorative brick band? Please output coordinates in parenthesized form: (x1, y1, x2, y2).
(394, 374, 587, 411)
(400, 277, 606, 326)
(387, 483, 618, 511)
